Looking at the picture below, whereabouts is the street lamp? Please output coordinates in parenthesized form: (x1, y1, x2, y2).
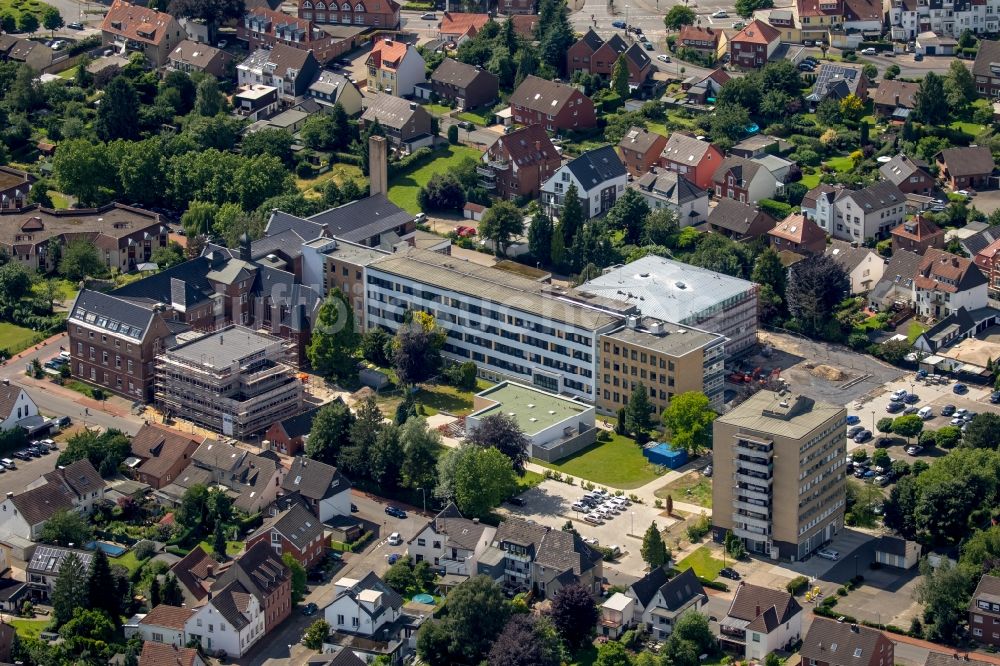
(854, 555, 858, 578)
(871, 410, 875, 435)
(625, 3, 630, 28)
(630, 511, 635, 536)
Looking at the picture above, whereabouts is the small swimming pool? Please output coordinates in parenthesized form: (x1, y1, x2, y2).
(86, 541, 128, 557)
(412, 593, 435, 604)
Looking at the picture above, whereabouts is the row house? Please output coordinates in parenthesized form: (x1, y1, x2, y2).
(712, 156, 779, 205)
(297, 0, 400, 28)
(659, 133, 724, 190)
(509, 75, 596, 132)
(970, 574, 1000, 647)
(239, 8, 354, 65)
(618, 126, 668, 177)
(308, 70, 364, 115)
(973, 40, 1000, 98)
(478, 124, 561, 201)
(100, 0, 185, 67)
(168, 40, 233, 78)
(631, 169, 709, 227)
(129, 423, 204, 490)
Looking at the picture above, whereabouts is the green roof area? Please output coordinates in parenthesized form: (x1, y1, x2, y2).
(470, 382, 589, 435)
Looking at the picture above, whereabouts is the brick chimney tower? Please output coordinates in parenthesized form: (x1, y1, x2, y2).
(369, 135, 388, 197)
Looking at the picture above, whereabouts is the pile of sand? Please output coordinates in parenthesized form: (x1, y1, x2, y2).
(810, 364, 847, 381)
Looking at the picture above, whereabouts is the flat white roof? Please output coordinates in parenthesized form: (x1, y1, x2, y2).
(603, 592, 633, 612)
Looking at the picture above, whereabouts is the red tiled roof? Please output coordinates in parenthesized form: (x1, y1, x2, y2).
(440, 11, 489, 37)
(140, 604, 196, 631)
(768, 213, 825, 245)
(732, 19, 780, 44)
(679, 25, 719, 44)
(367, 38, 409, 70)
(139, 641, 201, 666)
(101, 0, 178, 46)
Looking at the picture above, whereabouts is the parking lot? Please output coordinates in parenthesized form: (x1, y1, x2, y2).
(502, 479, 679, 575)
(0, 438, 64, 497)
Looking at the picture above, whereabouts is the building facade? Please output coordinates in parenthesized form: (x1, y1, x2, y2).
(540, 145, 627, 219)
(509, 75, 596, 132)
(478, 124, 561, 201)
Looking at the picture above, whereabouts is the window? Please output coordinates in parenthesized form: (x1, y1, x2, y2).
(337, 614, 345, 625)
(417, 538, 426, 546)
(352, 617, 360, 627)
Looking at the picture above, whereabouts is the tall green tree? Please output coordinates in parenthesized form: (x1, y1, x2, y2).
(604, 188, 650, 245)
(664, 5, 695, 29)
(641, 522, 669, 568)
(451, 446, 517, 518)
(466, 413, 529, 476)
(417, 576, 511, 665)
(306, 399, 355, 465)
(916, 558, 975, 642)
(180, 200, 218, 237)
(945, 58, 976, 111)
(479, 200, 524, 257)
(162, 573, 184, 606)
(401, 417, 441, 491)
(39, 509, 93, 547)
(194, 75, 225, 116)
(51, 552, 88, 627)
(786, 255, 849, 338)
(662, 392, 716, 453)
(611, 54, 630, 99)
(914, 72, 948, 125)
(87, 549, 120, 621)
(42, 6, 63, 36)
(53, 139, 113, 207)
(393, 313, 444, 386)
(282, 552, 307, 603)
(342, 395, 384, 478)
(307, 289, 359, 380)
(528, 212, 553, 264)
(550, 219, 568, 270)
(559, 183, 584, 248)
(59, 240, 104, 281)
(488, 614, 563, 666)
(97, 77, 141, 141)
(625, 382, 654, 441)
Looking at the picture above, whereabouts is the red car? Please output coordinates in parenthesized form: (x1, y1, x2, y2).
(455, 225, 477, 238)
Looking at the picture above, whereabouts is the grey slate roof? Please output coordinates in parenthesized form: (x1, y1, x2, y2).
(427, 503, 490, 551)
(712, 156, 766, 187)
(826, 239, 879, 272)
(43, 459, 104, 502)
(657, 567, 706, 612)
(619, 127, 665, 155)
(879, 154, 929, 186)
(430, 57, 496, 89)
(961, 226, 1000, 256)
(361, 93, 426, 130)
(68, 290, 156, 342)
(265, 210, 327, 242)
(726, 582, 802, 625)
(307, 194, 414, 246)
(937, 146, 995, 177)
(211, 580, 255, 630)
(661, 133, 714, 165)
(874, 535, 910, 556)
(10, 482, 74, 526)
(334, 571, 405, 618)
(973, 39, 1000, 80)
(629, 565, 670, 608)
(211, 540, 290, 604)
(564, 145, 626, 191)
(282, 455, 350, 502)
(633, 170, 704, 207)
(707, 198, 775, 236)
(800, 616, 889, 665)
(309, 69, 355, 101)
(250, 502, 324, 549)
(578, 28, 604, 51)
(274, 406, 319, 440)
(834, 180, 905, 212)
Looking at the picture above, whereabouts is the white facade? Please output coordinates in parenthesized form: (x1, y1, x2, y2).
(237, 61, 296, 102)
(745, 613, 802, 661)
(634, 187, 709, 227)
(138, 621, 187, 648)
(713, 167, 778, 205)
(408, 522, 496, 575)
(540, 166, 628, 219)
(638, 591, 704, 640)
(0, 501, 35, 541)
(916, 281, 988, 318)
(833, 192, 906, 242)
(0, 389, 38, 431)
(804, 190, 838, 232)
(324, 578, 400, 635)
(186, 594, 264, 658)
(318, 488, 352, 523)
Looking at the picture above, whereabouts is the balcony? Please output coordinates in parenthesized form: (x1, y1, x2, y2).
(733, 512, 770, 530)
(734, 442, 773, 458)
(733, 499, 770, 514)
(735, 458, 772, 475)
(732, 525, 770, 540)
(735, 471, 772, 486)
(481, 180, 496, 190)
(476, 165, 496, 178)
(734, 485, 770, 502)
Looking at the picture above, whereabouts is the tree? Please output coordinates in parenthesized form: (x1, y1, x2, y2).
(641, 522, 669, 568)
(945, 58, 976, 111)
(559, 183, 583, 248)
(180, 200, 218, 237)
(488, 614, 563, 666)
(303, 619, 331, 650)
(97, 77, 141, 141)
(177, 484, 210, 534)
(361, 327, 392, 366)
(876, 417, 895, 436)
(962, 413, 1000, 449)
(150, 242, 185, 269)
(399, 416, 441, 490)
(416, 576, 510, 665)
(0, 262, 32, 304)
(51, 552, 88, 627)
(604, 188, 650, 245)
(550, 219, 567, 270)
(935, 425, 963, 449)
(241, 128, 295, 166)
(307, 289, 359, 379)
(393, 316, 444, 386)
(839, 94, 864, 122)
(706, 103, 751, 148)
(42, 6, 63, 35)
(340, 394, 383, 477)
(194, 75, 225, 116)
(385, 558, 418, 595)
(673, 612, 714, 653)
(914, 72, 948, 125)
(528, 212, 554, 264)
(752, 248, 786, 323)
(17, 12, 39, 33)
(53, 139, 114, 207)
(664, 4, 695, 29)
(59, 607, 115, 655)
(735, 0, 773, 17)
(306, 399, 355, 465)
(283, 553, 307, 603)
(149, 575, 161, 608)
(916, 558, 975, 642)
(662, 392, 716, 454)
(162, 573, 183, 607)
(625, 383, 654, 441)
(595, 641, 632, 666)
(892, 414, 924, 443)
(611, 54, 630, 100)
(87, 549, 120, 621)
(450, 445, 517, 518)
(787, 255, 849, 338)
(480, 201, 524, 257)
(549, 583, 598, 649)
(466, 413, 529, 476)
(212, 521, 227, 559)
(0, 12, 14, 32)
(418, 173, 466, 212)
(39, 508, 93, 547)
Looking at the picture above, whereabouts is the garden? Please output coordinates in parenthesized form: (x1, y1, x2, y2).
(533, 431, 665, 489)
(387, 144, 483, 213)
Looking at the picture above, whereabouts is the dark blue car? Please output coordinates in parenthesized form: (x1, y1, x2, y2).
(953, 383, 969, 394)
(846, 415, 860, 425)
(385, 506, 407, 519)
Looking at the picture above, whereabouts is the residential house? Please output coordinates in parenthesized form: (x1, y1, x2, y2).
(802, 184, 842, 232)
(912, 306, 1000, 353)
(712, 156, 779, 205)
(887, 0, 920, 43)
(925, 655, 993, 666)
(826, 239, 886, 294)
(625, 567, 707, 640)
(975, 237, 1000, 297)
(183, 440, 283, 514)
(408, 503, 497, 575)
(185, 579, 266, 658)
(719, 582, 803, 661)
(566, 29, 652, 85)
(753, 8, 801, 43)
(129, 423, 204, 490)
(27, 458, 106, 515)
(915, 31, 957, 56)
(483, 516, 603, 597)
(366, 38, 425, 97)
(806, 63, 869, 105)
(213, 540, 291, 634)
(324, 572, 424, 663)
(139, 642, 205, 666)
(101, 0, 186, 67)
(240, 7, 357, 64)
(970, 574, 1000, 646)
(0, 203, 168, 273)
(915, 248, 989, 319)
(631, 169, 709, 226)
(478, 124, 561, 201)
(973, 39, 1000, 99)
(438, 12, 489, 42)
(138, 605, 196, 648)
(296, 0, 400, 29)
(871, 80, 920, 119)
(753, 153, 795, 184)
(509, 75, 596, 132)
(0, 35, 52, 71)
(869, 248, 923, 310)
(0, 166, 33, 211)
(307, 70, 364, 115)
(170, 547, 222, 608)
(729, 20, 781, 69)
(874, 535, 920, 569)
(677, 25, 727, 60)
(706, 198, 777, 240)
(0, 385, 39, 432)
(618, 127, 668, 177)
(768, 213, 827, 256)
(961, 225, 1000, 257)
(280, 456, 352, 522)
(507, 13, 538, 36)
(233, 85, 280, 121)
(879, 154, 934, 195)
(936, 146, 994, 190)
(168, 40, 233, 77)
(800, 617, 894, 666)
(263, 407, 318, 456)
(540, 145, 627, 219)
(360, 94, 434, 153)
(246, 502, 326, 567)
(683, 68, 730, 104)
(843, 0, 883, 32)
(832, 181, 907, 241)
(0, 482, 75, 541)
(796, 0, 843, 42)
(891, 215, 946, 255)
(237, 45, 321, 104)
(660, 133, 724, 190)
(730, 135, 790, 160)
(26, 546, 93, 600)
(428, 58, 498, 110)
(600, 593, 636, 639)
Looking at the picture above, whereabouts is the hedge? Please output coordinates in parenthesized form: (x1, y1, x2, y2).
(331, 152, 363, 166)
(387, 147, 435, 177)
(759, 199, 793, 219)
(786, 575, 810, 595)
(700, 577, 729, 592)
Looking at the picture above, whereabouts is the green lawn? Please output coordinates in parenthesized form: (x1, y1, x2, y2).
(48, 190, 71, 209)
(388, 145, 482, 214)
(800, 171, 821, 189)
(454, 109, 493, 126)
(655, 473, 712, 508)
(198, 540, 245, 558)
(32, 278, 78, 305)
(533, 433, 664, 489)
(677, 545, 725, 580)
(420, 102, 453, 116)
(0, 321, 41, 356)
(824, 155, 854, 173)
(0, 0, 57, 22)
(296, 163, 365, 199)
(65, 379, 97, 398)
(9, 618, 49, 640)
(515, 470, 544, 493)
(111, 550, 146, 574)
(414, 378, 492, 416)
(950, 120, 986, 136)
(907, 321, 928, 344)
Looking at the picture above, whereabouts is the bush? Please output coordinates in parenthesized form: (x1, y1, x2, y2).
(700, 577, 729, 591)
(68, 35, 101, 56)
(296, 161, 315, 178)
(685, 513, 711, 542)
(133, 540, 155, 561)
(447, 124, 459, 144)
(820, 596, 839, 608)
(387, 147, 434, 177)
(786, 575, 810, 595)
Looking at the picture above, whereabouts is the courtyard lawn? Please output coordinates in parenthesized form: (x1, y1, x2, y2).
(0, 0, 56, 22)
(32, 278, 78, 305)
(950, 119, 987, 136)
(655, 473, 712, 508)
(388, 145, 482, 214)
(296, 163, 365, 199)
(110, 550, 145, 574)
(198, 540, 245, 558)
(414, 378, 493, 416)
(9, 618, 49, 640)
(800, 171, 821, 189)
(824, 155, 855, 173)
(0, 321, 41, 356)
(532, 433, 664, 489)
(907, 321, 928, 344)
(515, 470, 544, 493)
(454, 109, 493, 126)
(420, 102, 453, 116)
(677, 545, 725, 580)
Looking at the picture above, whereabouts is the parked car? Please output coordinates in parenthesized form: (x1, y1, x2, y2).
(455, 225, 476, 237)
(905, 445, 923, 455)
(572, 502, 589, 512)
(732, 20, 746, 29)
(703, 465, 713, 477)
(506, 496, 525, 507)
(216, 39, 228, 48)
(387, 532, 402, 546)
(902, 406, 919, 415)
(720, 567, 741, 580)
(387, 553, 401, 564)
(914, 53, 924, 61)
(954, 383, 969, 394)
(657, 54, 671, 62)
(301, 602, 318, 616)
(421, 12, 437, 18)
(854, 430, 873, 443)
(584, 514, 603, 525)
(846, 415, 860, 425)
(886, 402, 904, 414)
(612, 19, 626, 27)
(890, 389, 908, 401)
(875, 437, 892, 448)
(711, 10, 728, 17)
(385, 506, 407, 519)
(847, 425, 864, 438)
(903, 393, 919, 404)
(941, 404, 956, 416)
(860, 47, 877, 54)
(817, 548, 840, 561)
(875, 475, 893, 487)
(67, 21, 83, 29)
(991, 391, 1000, 404)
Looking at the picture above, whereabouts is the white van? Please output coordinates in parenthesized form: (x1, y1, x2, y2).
(918, 406, 934, 420)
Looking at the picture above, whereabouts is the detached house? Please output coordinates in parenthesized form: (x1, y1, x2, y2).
(678, 25, 726, 60)
(408, 503, 497, 575)
(720, 582, 803, 661)
(683, 68, 730, 104)
(366, 38, 425, 97)
(767, 213, 827, 256)
(308, 70, 364, 116)
(915, 248, 989, 319)
(970, 574, 1000, 646)
(826, 239, 885, 294)
(891, 214, 945, 255)
(879, 154, 934, 195)
(479, 124, 561, 201)
(101, 0, 186, 67)
(936, 146, 994, 190)
(324, 572, 425, 662)
(872, 80, 920, 119)
(712, 156, 779, 205)
(618, 127, 669, 177)
(631, 169, 709, 226)
(263, 407, 318, 456)
(624, 567, 707, 640)
(832, 181, 906, 241)
(706, 198, 776, 240)
(27, 459, 106, 516)
(0, 484, 75, 541)
(806, 63, 869, 105)
(185, 579, 265, 658)
(729, 20, 781, 69)
(0, 166, 33, 211)
(509, 75, 596, 132)
(427, 58, 498, 111)
(280, 456, 352, 522)
(130, 423, 204, 490)
(246, 502, 326, 567)
(973, 39, 1000, 99)
(360, 94, 434, 153)
(137, 604, 196, 648)
(800, 617, 894, 666)
(659, 133, 724, 190)
(0, 385, 39, 433)
(26, 546, 94, 600)
(540, 145, 627, 219)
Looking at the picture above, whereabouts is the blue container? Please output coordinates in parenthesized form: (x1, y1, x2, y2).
(643, 442, 688, 469)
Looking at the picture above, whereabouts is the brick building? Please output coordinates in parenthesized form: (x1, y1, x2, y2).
(509, 75, 596, 132)
(478, 124, 561, 200)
